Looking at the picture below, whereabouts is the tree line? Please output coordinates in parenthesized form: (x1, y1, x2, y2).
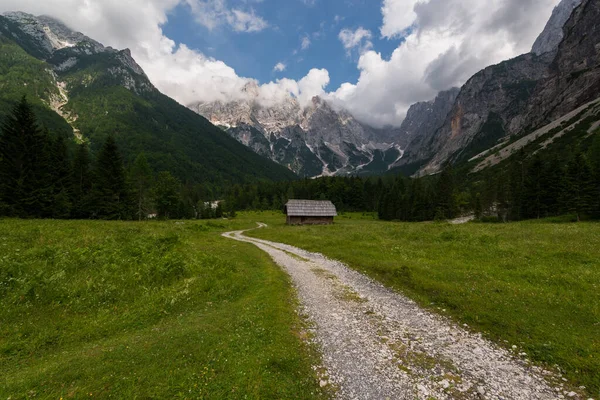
(223, 136, 600, 223)
(2, 97, 599, 223)
(0, 97, 229, 220)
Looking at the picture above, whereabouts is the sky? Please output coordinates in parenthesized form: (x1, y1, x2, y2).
(0, 0, 562, 127)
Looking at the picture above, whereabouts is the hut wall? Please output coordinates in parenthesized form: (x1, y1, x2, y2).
(287, 216, 334, 225)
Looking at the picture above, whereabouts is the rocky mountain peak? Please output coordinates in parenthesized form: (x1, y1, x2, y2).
(241, 81, 260, 97)
(2, 12, 104, 57)
(531, 0, 582, 56)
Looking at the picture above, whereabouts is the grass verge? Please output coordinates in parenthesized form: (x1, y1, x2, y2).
(0, 218, 327, 399)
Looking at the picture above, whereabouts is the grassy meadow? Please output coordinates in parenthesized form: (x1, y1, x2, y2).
(0, 218, 328, 399)
(245, 212, 600, 396)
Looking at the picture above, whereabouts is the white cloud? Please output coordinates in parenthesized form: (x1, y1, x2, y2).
(0, 0, 563, 129)
(0, 0, 332, 109)
(380, 0, 424, 38)
(328, 0, 561, 127)
(301, 36, 311, 50)
(338, 27, 373, 55)
(184, 0, 268, 33)
(273, 62, 286, 72)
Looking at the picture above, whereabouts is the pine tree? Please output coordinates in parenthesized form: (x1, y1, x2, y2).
(93, 135, 131, 220)
(71, 143, 93, 219)
(153, 171, 181, 219)
(564, 152, 594, 221)
(215, 202, 223, 218)
(434, 166, 457, 220)
(588, 135, 600, 218)
(49, 134, 73, 218)
(0, 97, 53, 218)
(130, 153, 153, 221)
(523, 155, 544, 219)
(508, 157, 525, 221)
(539, 155, 562, 218)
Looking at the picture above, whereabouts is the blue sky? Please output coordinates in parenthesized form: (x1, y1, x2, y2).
(162, 0, 400, 90)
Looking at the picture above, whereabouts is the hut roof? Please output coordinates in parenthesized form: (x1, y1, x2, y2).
(285, 200, 338, 217)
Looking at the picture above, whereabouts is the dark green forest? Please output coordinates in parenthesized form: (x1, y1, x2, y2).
(0, 98, 228, 220)
(0, 31, 297, 193)
(223, 136, 600, 223)
(1, 96, 599, 222)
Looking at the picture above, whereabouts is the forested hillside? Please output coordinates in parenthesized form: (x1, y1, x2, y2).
(0, 13, 297, 195)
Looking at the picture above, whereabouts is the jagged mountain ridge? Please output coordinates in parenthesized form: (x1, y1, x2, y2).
(0, 12, 298, 186)
(532, 0, 583, 56)
(397, 0, 598, 176)
(190, 84, 403, 177)
(389, 88, 460, 175)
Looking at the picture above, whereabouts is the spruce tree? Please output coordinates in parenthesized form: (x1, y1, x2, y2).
(523, 155, 544, 219)
(0, 97, 53, 218)
(539, 155, 562, 218)
(71, 143, 93, 218)
(508, 157, 525, 221)
(434, 166, 457, 220)
(588, 135, 600, 218)
(49, 134, 73, 218)
(130, 153, 153, 221)
(153, 171, 181, 219)
(93, 135, 131, 220)
(564, 152, 594, 221)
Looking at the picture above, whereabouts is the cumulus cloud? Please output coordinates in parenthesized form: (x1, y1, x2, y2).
(0, 0, 563, 128)
(329, 0, 560, 126)
(0, 0, 328, 108)
(338, 27, 373, 55)
(184, 0, 268, 32)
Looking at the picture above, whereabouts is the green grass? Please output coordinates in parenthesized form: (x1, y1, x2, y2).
(246, 212, 600, 397)
(0, 218, 327, 399)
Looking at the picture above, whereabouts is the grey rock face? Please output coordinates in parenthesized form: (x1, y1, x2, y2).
(392, 88, 460, 171)
(399, 0, 594, 176)
(417, 52, 554, 175)
(191, 88, 403, 177)
(520, 0, 600, 131)
(2, 12, 104, 57)
(0, 12, 152, 95)
(531, 0, 583, 56)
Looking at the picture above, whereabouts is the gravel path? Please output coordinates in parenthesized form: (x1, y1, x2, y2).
(224, 224, 570, 400)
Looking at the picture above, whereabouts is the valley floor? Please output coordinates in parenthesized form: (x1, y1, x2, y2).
(227, 225, 560, 399)
(245, 212, 599, 399)
(1, 215, 598, 399)
(0, 219, 327, 399)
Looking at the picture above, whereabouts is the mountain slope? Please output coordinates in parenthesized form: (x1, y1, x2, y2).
(191, 85, 402, 178)
(397, 0, 598, 177)
(532, 0, 583, 56)
(389, 88, 460, 175)
(0, 12, 297, 186)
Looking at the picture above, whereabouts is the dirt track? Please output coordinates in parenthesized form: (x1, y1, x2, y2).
(224, 224, 564, 400)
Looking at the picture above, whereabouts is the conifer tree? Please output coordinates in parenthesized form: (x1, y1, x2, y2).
(49, 134, 73, 218)
(130, 153, 153, 221)
(71, 143, 93, 219)
(434, 166, 457, 220)
(508, 157, 525, 221)
(564, 152, 594, 221)
(588, 135, 600, 218)
(153, 171, 181, 219)
(0, 97, 53, 218)
(93, 135, 131, 220)
(523, 155, 544, 219)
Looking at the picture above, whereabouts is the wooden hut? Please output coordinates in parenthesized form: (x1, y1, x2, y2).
(284, 200, 337, 225)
